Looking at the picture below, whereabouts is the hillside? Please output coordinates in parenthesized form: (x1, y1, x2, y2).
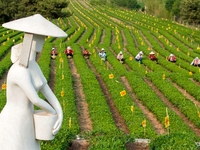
(1, 0, 200, 149)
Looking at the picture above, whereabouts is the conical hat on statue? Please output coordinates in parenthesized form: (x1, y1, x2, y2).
(2, 14, 67, 37)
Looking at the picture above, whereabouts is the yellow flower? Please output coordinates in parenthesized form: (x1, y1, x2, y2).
(2, 83, 6, 90)
(69, 117, 72, 128)
(142, 119, 146, 127)
(162, 74, 165, 80)
(120, 90, 126, 97)
(118, 45, 120, 49)
(165, 115, 170, 128)
(59, 58, 63, 63)
(198, 112, 200, 118)
(109, 74, 114, 79)
(129, 57, 133, 61)
(61, 89, 64, 97)
(189, 72, 193, 76)
(131, 106, 134, 112)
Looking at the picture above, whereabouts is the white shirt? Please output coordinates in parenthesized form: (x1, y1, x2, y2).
(135, 53, 142, 60)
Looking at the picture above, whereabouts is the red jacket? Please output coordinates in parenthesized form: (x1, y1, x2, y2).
(168, 56, 176, 62)
(65, 49, 73, 55)
(83, 50, 90, 55)
(51, 50, 57, 55)
(149, 54, 157, 60)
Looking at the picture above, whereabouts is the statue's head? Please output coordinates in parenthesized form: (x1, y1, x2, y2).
(2, 14, 67, 67)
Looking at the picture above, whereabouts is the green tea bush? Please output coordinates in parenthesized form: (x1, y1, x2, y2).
(149, 133, 198, 150)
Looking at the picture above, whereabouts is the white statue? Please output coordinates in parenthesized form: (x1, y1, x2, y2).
(0, 14, 67, 150)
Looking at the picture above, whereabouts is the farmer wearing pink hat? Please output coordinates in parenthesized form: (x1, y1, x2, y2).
(117, 51, 124, 63)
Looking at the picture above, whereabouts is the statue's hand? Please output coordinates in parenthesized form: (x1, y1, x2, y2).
(52, 114, 63, 136)
(46, 108, 56, 115)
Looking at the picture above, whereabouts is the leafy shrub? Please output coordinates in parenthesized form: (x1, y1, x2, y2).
(149, 133, 198, 150)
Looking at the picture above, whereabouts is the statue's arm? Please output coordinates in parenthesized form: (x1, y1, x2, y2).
(15, 69, 56, 115)
(40, 84, 63, 135)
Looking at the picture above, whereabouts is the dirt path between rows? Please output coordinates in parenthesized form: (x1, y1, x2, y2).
(170, 79, 200, 108)
(85, 58, 130, 134)
(85, 57, 151, 150)
(121, 76, 165, 135)
(68, 58, 93, 132)
(108, 46, 165, 135)
(67, 58, 91, 150)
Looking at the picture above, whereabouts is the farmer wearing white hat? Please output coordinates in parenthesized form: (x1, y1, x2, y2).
(191, 57, 200, 66)
(99, 48, 107, 61)
(0, 14, 67, 150)
(117, 51, 124, 63)
(168, 54, 176, 63)
(65, 46, 74, 58)
(51, 47, 58, 59)
(148, 51, 158, 63)
(135, 51, 143, 64)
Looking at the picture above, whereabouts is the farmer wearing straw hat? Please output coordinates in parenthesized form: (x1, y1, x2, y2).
(135, 51, 143, 64)
(99, 48, 107, 61)
(168, 54, 176, 63)
(0, 14, 67, 150)
(148, 51, 158, 63)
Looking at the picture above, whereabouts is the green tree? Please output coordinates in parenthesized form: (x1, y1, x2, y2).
(180, 0, 200, 25)
(165, 0, 175, 12)
(0, 0, 71, 24)
(171, 0, 181, 21)
(110, 0, 141, 10)
(126, 0, 141, 10)
(145, 0, 170, 18)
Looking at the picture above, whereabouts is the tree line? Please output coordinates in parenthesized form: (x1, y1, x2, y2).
(0, 0, 71, 24)
(90, 0, 200, 27)
(1, 0, 200, 27)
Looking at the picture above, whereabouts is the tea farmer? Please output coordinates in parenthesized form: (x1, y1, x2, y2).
(65, 46, 74, 58)
(99, 48, 107, 61)
(82, 48, 91, 59)
(168, 54, 176, 63)
(148, 51, 158, 63)
(117, 51, 124, 63)
(191, 57, 200, 66)
(135, 51, 143, 64)
(51, 47, 58, 59)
